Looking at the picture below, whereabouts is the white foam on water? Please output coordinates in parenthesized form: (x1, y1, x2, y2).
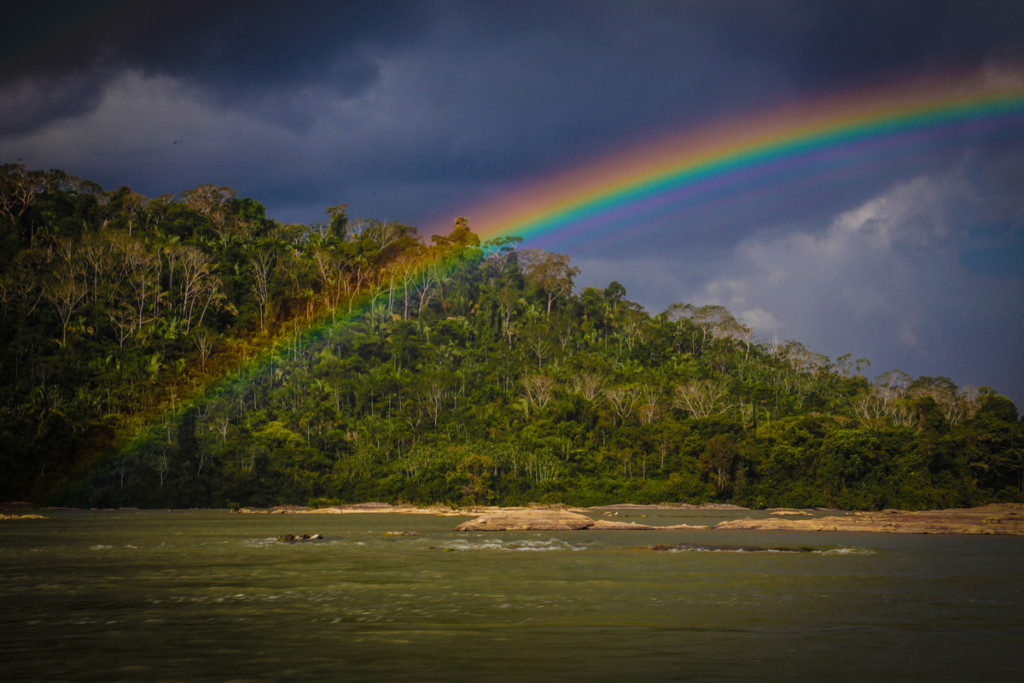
(243, 537, 343, 549)
(660, 544, 874, 555)
(816, 546, 876, 556)
(442, 537, 588, 552)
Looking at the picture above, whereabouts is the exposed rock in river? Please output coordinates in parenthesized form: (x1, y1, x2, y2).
(455, 509, 596, 531)
(454, 508, 707, 531)
(589, 519, 707, 530)
(714, 504, 1024, 535)
(589, 519, 658, 530)
(276, 533, 323, 542)
(241, 502, 1024, 535)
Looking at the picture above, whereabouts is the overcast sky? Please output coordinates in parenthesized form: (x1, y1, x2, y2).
(2, 0, 1023, 407)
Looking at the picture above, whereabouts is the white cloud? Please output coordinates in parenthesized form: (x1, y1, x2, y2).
(692, 176, 964, 353)
(828, 175, 954, 248)
(735, 307, 783, 335)
(681, 173, 1024, 400)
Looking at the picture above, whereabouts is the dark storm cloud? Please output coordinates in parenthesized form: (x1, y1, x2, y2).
(1, 0, 432, 133)
(6, 1, 1021, 168)
(793, 0, 1024, 85)
(2, 1, 429, 85)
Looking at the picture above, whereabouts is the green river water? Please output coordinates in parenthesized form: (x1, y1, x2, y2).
(2, 508, 1021, 681)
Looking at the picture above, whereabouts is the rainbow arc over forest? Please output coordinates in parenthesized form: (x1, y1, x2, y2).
(448, 72, 1024, 245)
(110, 71, 1024, 462)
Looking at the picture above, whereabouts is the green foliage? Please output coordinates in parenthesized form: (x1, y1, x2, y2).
(308, 496, 342, 509)
(2, 164, 1021, 510)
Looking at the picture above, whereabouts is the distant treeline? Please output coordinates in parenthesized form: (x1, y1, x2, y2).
(1, 162, 1021, 509)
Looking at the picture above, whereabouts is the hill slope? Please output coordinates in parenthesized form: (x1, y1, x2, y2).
(2, 164, 1020, 509)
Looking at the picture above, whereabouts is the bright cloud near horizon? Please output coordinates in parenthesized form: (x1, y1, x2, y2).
(2, 0, 1023, 407)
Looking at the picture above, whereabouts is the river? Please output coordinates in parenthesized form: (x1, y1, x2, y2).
(2, 509, 1021, 681)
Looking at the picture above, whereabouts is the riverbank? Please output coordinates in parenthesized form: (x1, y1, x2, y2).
(713, 503, 1024, 535)
(232, 501, 746, 517)
(233, 502, 469, 516)
(230, 501, 1024, 535)
(8, 501, 1019, 534)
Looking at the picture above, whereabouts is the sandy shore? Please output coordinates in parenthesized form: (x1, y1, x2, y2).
(235, 502, 491, 517)
(4, 502, 1020, 534)
(234, 502, 1024, 535)
(235, 501, 746, 516)
(713, 503, 1024, 535)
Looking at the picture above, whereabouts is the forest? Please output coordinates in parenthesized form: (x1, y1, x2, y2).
(1, 161, 1021, 510)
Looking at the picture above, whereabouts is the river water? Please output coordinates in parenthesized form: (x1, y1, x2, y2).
(2, 509, 1021, 681)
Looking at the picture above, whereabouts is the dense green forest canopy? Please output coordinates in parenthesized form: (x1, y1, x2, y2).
(1, 162, 1021, 509)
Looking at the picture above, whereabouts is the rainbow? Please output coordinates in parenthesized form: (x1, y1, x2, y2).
(80, 70, 1024, 493)
(441, 71, 1024, 246)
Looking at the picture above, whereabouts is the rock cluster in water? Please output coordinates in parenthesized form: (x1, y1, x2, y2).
(238, 502, 1024, 536)
(453, 508, 705, 531)
(276, 533, 323, 542)
(713, 504, 1024, 535)
(453, 504, 1024, 535)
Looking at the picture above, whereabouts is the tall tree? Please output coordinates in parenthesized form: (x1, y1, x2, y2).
(520, 249, 579, 317)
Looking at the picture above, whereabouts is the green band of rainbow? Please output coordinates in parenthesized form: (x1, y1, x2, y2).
(447, 75, 1024, 245)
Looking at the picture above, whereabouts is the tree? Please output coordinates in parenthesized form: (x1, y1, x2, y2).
(0, 161, 44, 228)
(570, 372, 603, 402)
(173, 245, 221, 333)
(819, 428, 875, 495)
(701, 434, 738, 496)
(522, 374, 556, 411)
(250, 247, 277, 332)
(673, 379, 730, 418)
(193, 329, 214, 371)
(637, 384, 661, 424)
(326, 204, 348, 241)
(180, 184, 236, 242)
(910, 376, 980, 426)
(520, 249, 579, 316)
(44, 264, 87, 346)
(432, 216, 481, 252)
(454, 452, 494, 505)
(117, 237, 161, 330)
(389, 252, 422, 320)
(605, 385, 639, 425)
(109, 186, 145, 236)
(496, 285, 520, 347)
(522, 322, 554, 368)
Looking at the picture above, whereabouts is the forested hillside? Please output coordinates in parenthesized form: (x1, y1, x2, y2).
(2, 163, 1021, 509)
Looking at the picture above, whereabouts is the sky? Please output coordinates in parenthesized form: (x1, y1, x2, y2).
(2, 0, 1023, 407)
